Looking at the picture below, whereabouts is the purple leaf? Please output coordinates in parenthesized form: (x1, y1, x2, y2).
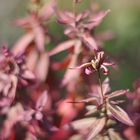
(70, 118, 96, 130)
(108, 89, 129, 99)
(36, 91, 48, 111)
(108, 103, 134, 126)
(62, 41, 81, 86)
(39, 0, 56, 20)
(26, 48, 38, 71)
(23, 109, 35, 122)
(64, 27, 77, 38)
(7, 75, 18, 100)
(22, 69, 36, 81)
(12, 32, 34, 55)
(108, 128, 122, 140)
(69, 62, 92, 70)
(86, 9, 110, 30)
(80, 33, 98, 50)
(85, 105, 97, 116)
(35, 52, 49, 82)
(76, 11, 89, 22)
(2, 103, 24, 138)
(56, 10, 74, 25)
(34, 25, 45, 52)
(92, 9, 110, 22)
(86, 117, 106, 140)
(80, 97, 98, 103)
(102, 77, 111, 95)
(14, 16, 30, 27)
(48, 40, 77, 56)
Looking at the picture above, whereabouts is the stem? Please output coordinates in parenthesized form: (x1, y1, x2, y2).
(72, 0, 76, 16)
(98, 71, 104, 99)
(98, 70, 110, 139)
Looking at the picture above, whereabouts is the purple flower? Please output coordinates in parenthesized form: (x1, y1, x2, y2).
(70, 51, 113, 75)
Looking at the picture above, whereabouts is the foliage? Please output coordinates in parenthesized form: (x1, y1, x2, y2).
(0, 0, 137, 140)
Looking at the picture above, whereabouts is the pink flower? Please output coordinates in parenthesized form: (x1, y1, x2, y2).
(70, 51, 113, 75)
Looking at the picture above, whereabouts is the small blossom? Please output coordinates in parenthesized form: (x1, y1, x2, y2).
(70, 51, 113, 75)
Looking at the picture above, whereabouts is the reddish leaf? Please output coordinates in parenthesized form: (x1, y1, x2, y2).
(69, 62, 92, 70)
(36, 91, 48, 111)
(62, 41, 81, 87)
(15, 16, 30, 27)
(52, 55, 70, 70)
(85, 105, 97, 116)
(48, 40, 77, 56)
(80, 33, 98, 50)
(69, 118, 96, 130)
(108, 129, 122, 140)
(12, 32, 34, 55)
(64, 27, 77, 38)
(26, 48, 38, 71)
(80, 97, 98, 104)
(7, 75, 18, 100)
(108, 89, 129, 99)
(23, 109, 35, 122)
(56, 11, 74, 25)
(108, 103, 134, 126)
(34, 25, 45, 52)
(86, 9, 110, 29)
(22, 69, 35, 81)
(2, 103, 24, 138)
(92, 9, 110, 23)
(39, 0, 56, 20)
(35, 52, 49, 82)
(102, 77, 111, 95)
(86, 117, 106, 140)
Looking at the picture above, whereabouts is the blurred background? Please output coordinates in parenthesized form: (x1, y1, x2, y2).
(0, 0, 140, 90)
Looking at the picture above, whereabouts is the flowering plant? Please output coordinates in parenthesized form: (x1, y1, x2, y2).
(0, 0, 135, 140)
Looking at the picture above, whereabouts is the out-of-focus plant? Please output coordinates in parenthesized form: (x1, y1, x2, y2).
(0, 0, 135, 140)
(124, 79, 140, 140)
